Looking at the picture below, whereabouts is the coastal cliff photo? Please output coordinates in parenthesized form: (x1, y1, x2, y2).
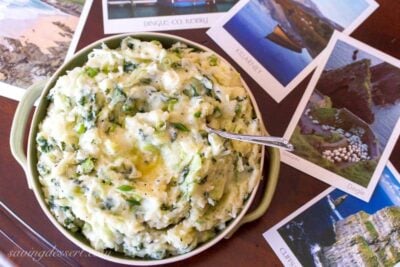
(223, 0, 372, 87)
(0, 0, 84, 89)
(274, 165, 400, 267)
(289, 38, 400, 188)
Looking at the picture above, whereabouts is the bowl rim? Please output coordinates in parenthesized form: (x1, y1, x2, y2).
(26, 32, 267, 265)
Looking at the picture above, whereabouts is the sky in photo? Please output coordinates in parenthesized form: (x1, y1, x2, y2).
(325, 40, 383, 70)
(0, 0, 62, 21)
(311, 0, 369, 28)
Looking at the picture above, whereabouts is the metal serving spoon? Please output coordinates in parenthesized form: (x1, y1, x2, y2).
(205, 125, 294, 151)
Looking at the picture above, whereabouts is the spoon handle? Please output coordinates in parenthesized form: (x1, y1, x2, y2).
(206, 126, 294, 151)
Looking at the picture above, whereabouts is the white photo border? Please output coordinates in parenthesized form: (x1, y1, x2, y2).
(207, 0, 379, 102)
(102, 0, 231, 33)
(0, 0, 94, 102)
(281, 31, 400, 202)
(263, 161, 400, 267)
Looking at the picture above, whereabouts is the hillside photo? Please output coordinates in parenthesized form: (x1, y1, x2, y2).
(223, 0, 370, 86)
(277, 166, 400, 266)
(290, 40, 400, 187)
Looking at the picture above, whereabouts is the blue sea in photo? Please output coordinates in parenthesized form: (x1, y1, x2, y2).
(223, 0, 370, 87)
(277, 166, 400, 267)
(0, 0, 62, 20)
(325, 40, 383, 71)
(224, 0, 312, 86)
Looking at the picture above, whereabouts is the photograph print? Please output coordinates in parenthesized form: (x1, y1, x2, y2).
(264, 163, 400, 267)
(207, 0, 378, 102)
(103, 0, 238, 33)
(282, 32, 400, 201)
(0, 0, 90, 101)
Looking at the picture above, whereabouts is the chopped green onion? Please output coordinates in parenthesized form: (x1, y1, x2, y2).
(85, 67, 99, 78)
(102, 65, 119, 74)
(139, 78, 152, 85)
(183, 84, 199, 97)
(171, 122, 189, 132)
(151, 40, 162, 46)
(235, 103, 242, 115)
(213, 107, 222, 118)
(194, 111, 202, 118)
(111, 86, 127, 105)
(75, 123, 87, 134)
(201, 76, 213, 90)
(118, 185, 133, 191)
(80, 158, 95, 174)
(143, 143, 159, 153)
(167, 98, 178, 111)
(37, 136, 53, 153)
(123, 61, 137, 73)
(78, 96, 87, 106)
(60, 141, 66, 151)
(208, 55, 218, 66)
(126, 197, 141, 206)
(122, 98, 137, 115)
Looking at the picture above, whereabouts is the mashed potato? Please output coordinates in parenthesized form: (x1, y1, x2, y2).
(36, 37, 262, 259)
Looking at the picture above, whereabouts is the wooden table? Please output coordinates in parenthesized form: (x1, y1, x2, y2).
(1, 0, 399, 266)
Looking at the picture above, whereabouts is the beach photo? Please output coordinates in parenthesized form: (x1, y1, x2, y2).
(282, 32, 400, 201)
(103, 0, 237, 33)
(0, 0, 87, 100)
(264, 163, 400, 267)
(207, 0, 378, 102)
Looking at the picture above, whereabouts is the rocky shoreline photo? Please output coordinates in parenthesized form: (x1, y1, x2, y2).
(291, 40, 400, 187)
(0, 0, 84, 89)
(41, 0, 84, 16)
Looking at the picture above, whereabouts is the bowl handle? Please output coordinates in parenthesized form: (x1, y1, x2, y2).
(224, 147, 280, 239)
(10, 80, 47, 189)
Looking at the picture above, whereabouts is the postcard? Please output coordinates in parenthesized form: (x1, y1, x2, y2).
(207, 0, 379, 102)
(281, 32, 400, 201)
(0, 0, 93, 102)
(102, 0, 238, 33)
(264, 162, 400, 267)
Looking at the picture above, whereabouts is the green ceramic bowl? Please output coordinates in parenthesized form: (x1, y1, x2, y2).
(10, 33, 280, 265)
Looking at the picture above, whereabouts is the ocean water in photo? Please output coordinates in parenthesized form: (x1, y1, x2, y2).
(0, 0, 62, 21)
(224, 0, 312, 86)
(371, 103, 400, 149)
(0, 0, 79, 88)
(278, 166, 399, 267)
(325, 40, 383, 70)
(0, 0, 64, 38)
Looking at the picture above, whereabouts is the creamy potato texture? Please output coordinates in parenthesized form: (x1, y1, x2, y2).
(36, 37, 262, 259)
